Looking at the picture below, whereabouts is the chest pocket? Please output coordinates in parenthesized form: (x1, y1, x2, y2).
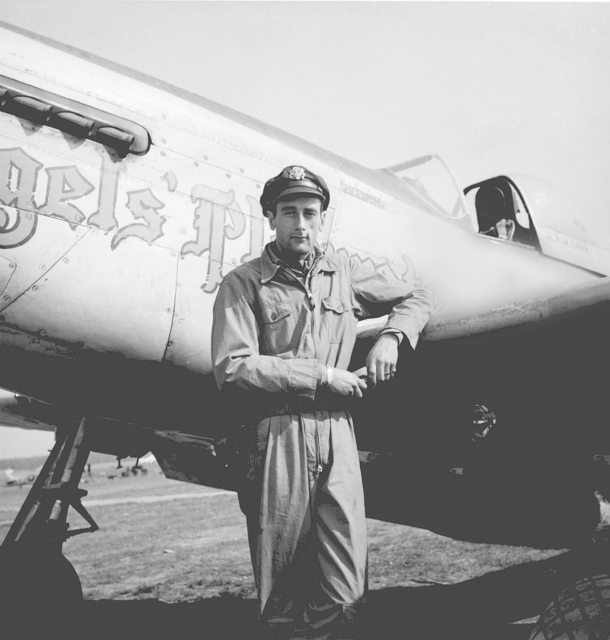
(261, 302, 295, 355)
(321, 297, 353, 344)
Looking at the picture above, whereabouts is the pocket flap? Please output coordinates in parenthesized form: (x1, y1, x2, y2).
(321, 297, 351, 314)
(262, 303, 292, 323)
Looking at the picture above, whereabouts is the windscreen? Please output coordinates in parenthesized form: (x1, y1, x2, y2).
(387, 154, 475, 232)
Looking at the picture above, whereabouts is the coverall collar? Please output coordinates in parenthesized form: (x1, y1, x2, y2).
(260, 242, 339, 284)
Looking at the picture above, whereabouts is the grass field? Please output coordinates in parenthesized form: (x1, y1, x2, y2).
(0, 462, 606, 639)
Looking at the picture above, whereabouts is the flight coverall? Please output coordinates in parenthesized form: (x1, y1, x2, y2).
(212, 243, 431, 639)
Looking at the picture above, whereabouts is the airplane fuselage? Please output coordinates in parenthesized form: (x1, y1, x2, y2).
(1, 22, 609, 549)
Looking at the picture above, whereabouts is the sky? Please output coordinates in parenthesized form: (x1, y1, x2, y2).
(0, 426, 55, 460)
(0, 0, 609, 456)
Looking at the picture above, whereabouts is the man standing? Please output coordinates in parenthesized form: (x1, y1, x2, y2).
(212, 165, 431, 639)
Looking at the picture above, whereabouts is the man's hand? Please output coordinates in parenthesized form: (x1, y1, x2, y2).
(329, 369, 368, 398)
(366, 333, 399, 386)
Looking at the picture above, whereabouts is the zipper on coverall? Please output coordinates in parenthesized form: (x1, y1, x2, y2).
(283, 261, 324, 475)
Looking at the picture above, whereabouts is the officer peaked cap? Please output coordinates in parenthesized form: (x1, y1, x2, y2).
(260, 165, 330, 216)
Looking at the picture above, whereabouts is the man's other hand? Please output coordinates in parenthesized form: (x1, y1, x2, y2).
(329, 369, 368, 398)
(366, 333, 399, 386)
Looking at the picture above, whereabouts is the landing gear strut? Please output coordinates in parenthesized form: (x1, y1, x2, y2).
(0, 416, 98, 635)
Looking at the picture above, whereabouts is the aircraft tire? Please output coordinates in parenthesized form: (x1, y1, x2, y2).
(0, 549, 83, 636)
(528, 573, 610, 640)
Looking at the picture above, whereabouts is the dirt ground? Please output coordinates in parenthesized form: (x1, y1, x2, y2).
(1, 462, 606, 639)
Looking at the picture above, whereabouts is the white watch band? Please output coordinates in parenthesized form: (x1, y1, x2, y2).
(326, 366, 333, 387)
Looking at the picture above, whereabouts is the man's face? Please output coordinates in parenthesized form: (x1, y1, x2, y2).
(269, 196, 325, 259)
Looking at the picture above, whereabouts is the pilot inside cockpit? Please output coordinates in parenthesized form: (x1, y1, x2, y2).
(476, 185, 516, 242)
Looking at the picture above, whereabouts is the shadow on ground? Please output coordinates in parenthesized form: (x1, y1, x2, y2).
(73, 595, 534, 640)
(4, 547, 607, 639)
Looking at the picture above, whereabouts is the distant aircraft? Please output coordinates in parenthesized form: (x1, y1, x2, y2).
(0, 20, 608, 636)
(1, 468, 35, 487)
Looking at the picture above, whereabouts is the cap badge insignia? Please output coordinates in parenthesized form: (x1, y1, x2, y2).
(287, 166, 306, 180)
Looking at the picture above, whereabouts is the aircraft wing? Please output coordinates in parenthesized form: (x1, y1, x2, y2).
(0, 390, 60, 432)
(350, 274, 610, 549)
(357, 273, 610, 342)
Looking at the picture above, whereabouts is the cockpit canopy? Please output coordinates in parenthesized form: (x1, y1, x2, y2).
(466, 177, 540, 249)
(386, 154, 610, 275)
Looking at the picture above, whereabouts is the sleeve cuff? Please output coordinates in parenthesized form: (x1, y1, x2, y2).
(379, 328, 404, 345)
(288, 359, 323, 400)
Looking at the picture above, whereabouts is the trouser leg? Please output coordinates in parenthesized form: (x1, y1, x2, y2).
(299, 411, 368, 640)
(243, 412, 367, 640)
(245, 414, 317, 639)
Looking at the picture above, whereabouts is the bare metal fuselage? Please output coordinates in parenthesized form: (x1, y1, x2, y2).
(0, 22, 608, 548)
